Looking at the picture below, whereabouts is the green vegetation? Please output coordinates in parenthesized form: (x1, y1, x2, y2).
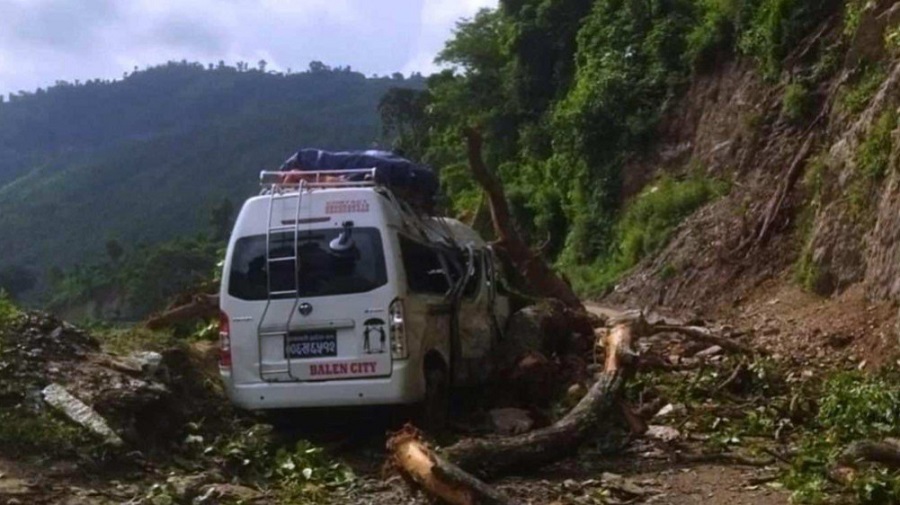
(378, 0, 841, 295)
(201, 424, 354, 504)
(786, 369, 900, 504)
(856, 109, 896, 180)
(849, 109, 897, 217)
(48, 235, 223, 320)
(782, 82, 814, 125)
(739, 0, 843, 79)
(0, 408, 93, 458)
(794, 154, 828, 292)
(0, 61, 423, 301)
(843, 0, 868, 38)
(840, 64, 887, 114)
(563, 175, 728, 295)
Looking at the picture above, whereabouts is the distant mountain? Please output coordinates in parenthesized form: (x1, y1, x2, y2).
(0, 61, 423, 296)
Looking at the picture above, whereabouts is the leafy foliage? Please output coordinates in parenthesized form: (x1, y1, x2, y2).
(786, 369, 900, 504)
(564, 174, 728, 295)
(380, 0, 837, 295)
(211, 423, 354, 503)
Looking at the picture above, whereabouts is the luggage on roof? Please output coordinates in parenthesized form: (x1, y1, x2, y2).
(279, 149, 438, 209)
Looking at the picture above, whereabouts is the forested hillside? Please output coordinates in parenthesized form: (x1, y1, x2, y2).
(381, 0, 846, 294)
(0, 61, 422, 302)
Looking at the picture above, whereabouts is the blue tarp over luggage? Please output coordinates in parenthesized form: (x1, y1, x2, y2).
(280, 149, 438, 204)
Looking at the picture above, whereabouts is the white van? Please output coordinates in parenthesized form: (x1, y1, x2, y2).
(218, 169, 510, 423)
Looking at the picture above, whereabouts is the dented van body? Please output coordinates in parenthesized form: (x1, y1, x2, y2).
(218, 169, 509, 411)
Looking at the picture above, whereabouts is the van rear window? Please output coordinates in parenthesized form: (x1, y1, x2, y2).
(228, 228, 387, 300)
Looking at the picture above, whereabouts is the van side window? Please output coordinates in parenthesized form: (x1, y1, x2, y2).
(399, 235, 450, 295)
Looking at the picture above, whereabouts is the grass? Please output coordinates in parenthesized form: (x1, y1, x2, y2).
(0, 407, 94, 458)
(565, 174, 729, 295)
(848, 109, 897, 218)
(794, 154, 827, 293)
(840, 65, 887, 115)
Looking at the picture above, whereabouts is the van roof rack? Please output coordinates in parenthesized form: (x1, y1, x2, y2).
(259, 169, 377, 193)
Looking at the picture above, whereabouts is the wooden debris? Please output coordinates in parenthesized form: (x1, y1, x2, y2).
(386, 426, 511, 505)
(651, 323, 761, 356)
(838, 438, 900, 469)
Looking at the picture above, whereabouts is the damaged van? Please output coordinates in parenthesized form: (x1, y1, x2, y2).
(218, 150, 510, 425)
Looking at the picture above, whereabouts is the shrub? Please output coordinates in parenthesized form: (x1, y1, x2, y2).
(687, 0, 741, 72)
(782, 82, 814, 125)
(565, 174, 728, 295)
(616, 175, 728, 266)
(857, 109, 897, 181)
(739, 0, 843, 79)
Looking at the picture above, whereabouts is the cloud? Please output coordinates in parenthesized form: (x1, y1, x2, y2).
(0, 0, 496, 96)
(401, 0, 498, 75)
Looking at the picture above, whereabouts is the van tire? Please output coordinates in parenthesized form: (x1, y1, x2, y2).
(421, 366, 449, 432)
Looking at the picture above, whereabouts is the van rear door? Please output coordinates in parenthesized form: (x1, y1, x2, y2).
(227, 225, 393, 382)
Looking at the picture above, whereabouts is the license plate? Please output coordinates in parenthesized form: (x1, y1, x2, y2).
(285, 331, 337, 359)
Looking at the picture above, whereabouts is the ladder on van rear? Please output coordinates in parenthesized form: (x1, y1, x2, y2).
(256, 169, 378, 381)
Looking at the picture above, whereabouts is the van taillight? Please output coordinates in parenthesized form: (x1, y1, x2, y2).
(218, 311, 232, 368)
(389, 298, 408, 359)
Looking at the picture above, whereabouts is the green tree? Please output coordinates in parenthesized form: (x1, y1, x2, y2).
(0, 265, 36, 299)
(209, 197, 235, 242)
(105, 239, 124, 263)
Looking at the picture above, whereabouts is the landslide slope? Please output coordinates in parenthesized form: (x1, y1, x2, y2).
(605, 1, 900, 341)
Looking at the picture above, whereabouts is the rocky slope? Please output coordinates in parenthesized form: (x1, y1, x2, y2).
(606, 1, 900, 356)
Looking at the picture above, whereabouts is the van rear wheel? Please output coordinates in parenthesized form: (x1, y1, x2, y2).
(421, 367, 449, 432)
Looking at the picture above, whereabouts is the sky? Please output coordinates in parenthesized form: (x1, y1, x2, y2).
(0, 0, 497, 96)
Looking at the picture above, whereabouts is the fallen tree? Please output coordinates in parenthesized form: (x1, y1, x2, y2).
(387, 314, 646, 502)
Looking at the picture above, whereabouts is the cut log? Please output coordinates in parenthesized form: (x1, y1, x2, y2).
(386, 426, 512, 505)
(464, 128, 583, 310)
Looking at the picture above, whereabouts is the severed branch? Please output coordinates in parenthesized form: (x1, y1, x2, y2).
(464, 127, 583, 310)
(386, 426, 511, 505)
(651, 324, 761, 356)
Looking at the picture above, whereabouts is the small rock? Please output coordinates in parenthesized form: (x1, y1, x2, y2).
(694, 345, 723, 358)
(646, 425, 681, 443)
(654, 403, 686, 419)
(42, 383, 124, 446)
(489, 408, 534, 435)
(196, 483, 262, 503)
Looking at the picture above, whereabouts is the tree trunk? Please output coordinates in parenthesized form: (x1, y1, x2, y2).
(441, 315, 643, 478)
(464, 128, 583, 310)
(144, 294, 219, 330)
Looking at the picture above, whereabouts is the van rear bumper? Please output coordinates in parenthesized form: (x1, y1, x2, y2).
(220, 360, 424, 410)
